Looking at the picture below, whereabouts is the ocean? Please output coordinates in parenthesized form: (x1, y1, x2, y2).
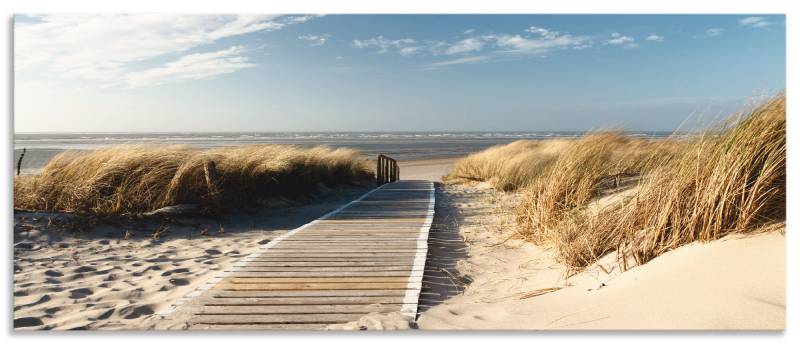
(13, 132, 673, 174)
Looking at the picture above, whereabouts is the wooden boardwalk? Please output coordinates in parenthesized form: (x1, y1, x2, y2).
(168, 180, 435, 330)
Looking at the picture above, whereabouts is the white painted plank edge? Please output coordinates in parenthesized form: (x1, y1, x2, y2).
(400, 181, 435, 319)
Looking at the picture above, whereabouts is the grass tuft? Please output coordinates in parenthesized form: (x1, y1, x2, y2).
(14, 145, 373, 215)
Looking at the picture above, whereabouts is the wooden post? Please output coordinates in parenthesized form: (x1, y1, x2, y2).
(376, 156, 382, 185)
(203, 160, 219, 197)
(16, 148, 26, 176)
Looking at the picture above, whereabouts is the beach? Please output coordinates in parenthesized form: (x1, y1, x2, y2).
(13, 119, 786, 330)
(14, 153, 786, 330)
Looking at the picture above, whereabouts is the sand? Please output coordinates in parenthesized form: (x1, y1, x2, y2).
(399, 158, 457, 182)
(416, 183, 786, 330)
(13, 187, 371, 330)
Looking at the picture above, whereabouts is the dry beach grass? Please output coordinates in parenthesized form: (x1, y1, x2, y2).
(447, 94, 786, 271)
(14, 145, 373, 216)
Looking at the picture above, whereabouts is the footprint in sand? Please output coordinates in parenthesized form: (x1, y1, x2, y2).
(14, 317, 43, 328)
(74, 266, 96, 274)
(118, 305, 154, 319)
(169, 278, 190, 286)
(44, 269, 64, 277)
(69, 287, 94, 299)
(20, 294, 51, 308)
(161, 268, 189, 277)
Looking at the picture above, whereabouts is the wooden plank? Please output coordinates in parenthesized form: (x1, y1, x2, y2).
(226, 271, 414, 278)
(190, 323, 329, 330)
(213, 282, 415, 292)
(199, 304, 403, 314)
(208, 289, 410, 298)
(230, 266, 415, 272)
(215, 282, 412, 291)
(244, 259, 416, 264)
(200, 296, 408, 305)
(191, 313, 364, 325)
(253, 252, 419, 258)
(274, 242, 420, 247)
(234, 261, 416, 267)
(226, 277, 411, 284)
(263, 248, 425, 253)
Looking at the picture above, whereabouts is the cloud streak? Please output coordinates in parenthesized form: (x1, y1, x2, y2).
(298, 34, 331, 46)
(15, 14, 315, 87)
(124, 46, 256, 88)
(645, 34, 664, 42)
(355, 26, 602, 68)
(738, 16, 770, 28)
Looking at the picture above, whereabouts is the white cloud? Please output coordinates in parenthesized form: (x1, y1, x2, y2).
(15, 14, 314, 87)
(354, 25, 671, 68)
(739, 16, 770, 28)
(356, 26, 589, 59)
(426, 56, 490, 69)
(604, 32, 636, 46)
(298, 34, 331, 46)
(705, 28, 725, 37)
(645, 34, 664, 42)
(490, 32, 589, 53)
(353, 36, 422, 56)
(444, 38, 485, 55)
(525, 26, 560, 40)
(124, 46, 256, 88)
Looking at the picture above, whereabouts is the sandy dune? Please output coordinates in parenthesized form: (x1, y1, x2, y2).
(13, 187, 370, 330)
(416, 183, 786, 330)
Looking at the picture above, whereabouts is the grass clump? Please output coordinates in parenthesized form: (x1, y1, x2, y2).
(515, 133, 677, 244)
(444, 140, 568, 191)
(14, 145, 373, 215)
(612, 95, 786, 267)
(513, 95, 786, 270)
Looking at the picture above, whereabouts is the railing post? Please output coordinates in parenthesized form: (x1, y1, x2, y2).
(377, 155, 383, 185)
(376, 154, 399, 185)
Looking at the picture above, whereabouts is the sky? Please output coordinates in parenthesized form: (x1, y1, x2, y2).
(14, 14, 785, 133)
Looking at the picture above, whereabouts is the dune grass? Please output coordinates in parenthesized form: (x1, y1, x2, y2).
(444, 139, 568, 191)
(513, 95, 786, 270)
(447, 94, 785, 272)
(445, 133, 677, 192)
(14, 145, 374, 216)
(608, 95, 786, 267)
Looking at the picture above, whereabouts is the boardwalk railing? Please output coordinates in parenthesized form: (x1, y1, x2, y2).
(376, 154, 399, 185)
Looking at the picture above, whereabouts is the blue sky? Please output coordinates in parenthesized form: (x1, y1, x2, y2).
(14, 14, 785, 132)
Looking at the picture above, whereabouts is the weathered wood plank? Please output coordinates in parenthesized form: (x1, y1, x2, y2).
(234, 261, 415, 266)
(226, 271, 414, 278)
(199, 296, 408, 305)
(229, 266, 415, 272)
(190, 323, 329, 330)
(208, 289, 410, 298)
(191, 313, 364, 325)
(199, 304, 403, 314)
(215, 282, 413, 291)
(226, 277, 411, 284)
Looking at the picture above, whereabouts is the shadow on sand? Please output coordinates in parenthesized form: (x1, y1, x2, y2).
(417, 182, 473, 315)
